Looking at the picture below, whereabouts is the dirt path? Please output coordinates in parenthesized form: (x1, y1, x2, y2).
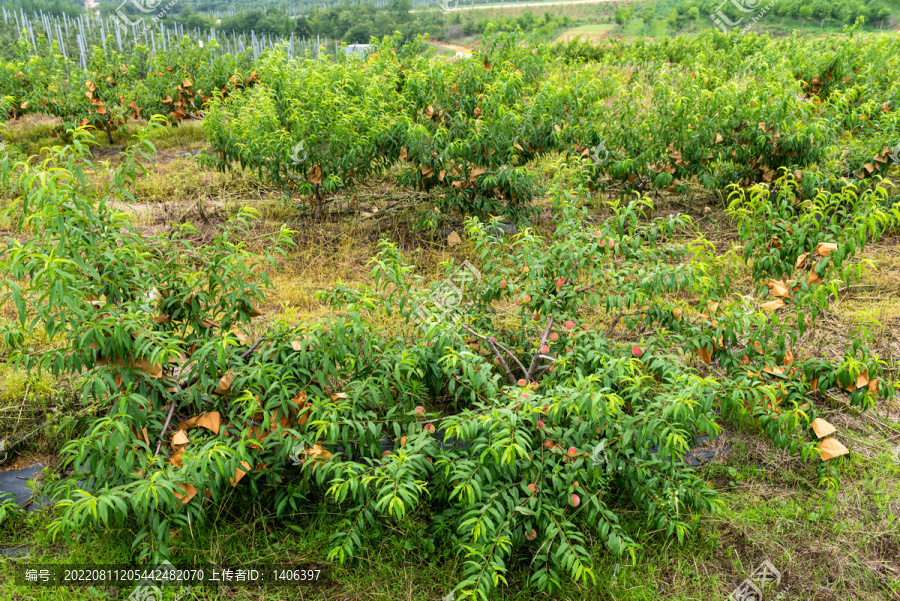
(430, 41, 472, 58)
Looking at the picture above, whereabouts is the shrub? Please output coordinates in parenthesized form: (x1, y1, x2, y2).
(201, 37, 405, 217)
(3, 148, 894, 596)
(1, 124, 293, 560)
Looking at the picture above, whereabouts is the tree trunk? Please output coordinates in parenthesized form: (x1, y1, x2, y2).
(315, 186, 323, 220)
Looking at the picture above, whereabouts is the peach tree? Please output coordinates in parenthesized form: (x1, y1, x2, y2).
(396, 31, 550, 221)
(3, 133, 893, 598)
(201, 38, 405, 218)
(0, 125, 296, 561)
(302, 161, 894, 598)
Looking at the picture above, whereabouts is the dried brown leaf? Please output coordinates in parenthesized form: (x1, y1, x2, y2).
(818, 437, 849, 461)
(811, 418, 836, 439)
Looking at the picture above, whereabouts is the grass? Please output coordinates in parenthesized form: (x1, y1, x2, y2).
(555, 23, 616, 43)
(2, 109, 900, 601)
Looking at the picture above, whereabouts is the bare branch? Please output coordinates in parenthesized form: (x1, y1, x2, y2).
(487, 338, 517, 386)
(462, 324, 529, 380)
(526, 317, 554, 380)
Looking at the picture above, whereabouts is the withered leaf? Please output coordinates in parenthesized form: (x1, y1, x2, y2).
(811, 418, 836, 439)
(214, 373, 233, 396)
(761, 298, 785, 314)
(170, 447, 185, 468)
(815, 243, 838, 257)
(178, 411, 222, 434)
(171, 429, 189, 448)
(309, 164, 323, 185)
(229, 460, 253, 487)
(174, 483, 198, 503)
(818, 437, 849, 461)
(696, 346, 712, 365)
(767, 279, 790, 298)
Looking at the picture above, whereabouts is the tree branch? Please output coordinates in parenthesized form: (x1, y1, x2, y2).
(153, 338, 265, 456)
(461, 324, 529, 380)
(603, 312, 642, 338)
(487, 338, 517, 386)
(526, 317, 554, 380)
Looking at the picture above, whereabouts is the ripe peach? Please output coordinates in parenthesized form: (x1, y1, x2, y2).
(522, 392, 531, 399)
(522, 266, 530, 274)
(540, 345, 550, 355)
(400, 436, 408, 447)
(632, 346, 643, 358)
(526, 528, 537, 540)
(565, 320, 575, 330)
(414, 406, 425, 416)
(382, 450, 391, 458)
(570, 493, 581, 507)
(567, 447, 578, 457)
(527, 483, 537, 493)
(549, 332, 559, 342)
(424, 424, 436, 433)
(499, 280, 508, 289)
(536, 420, 545, 429)
(518, 379, 527, 387)
(521, 294, 531, 305)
